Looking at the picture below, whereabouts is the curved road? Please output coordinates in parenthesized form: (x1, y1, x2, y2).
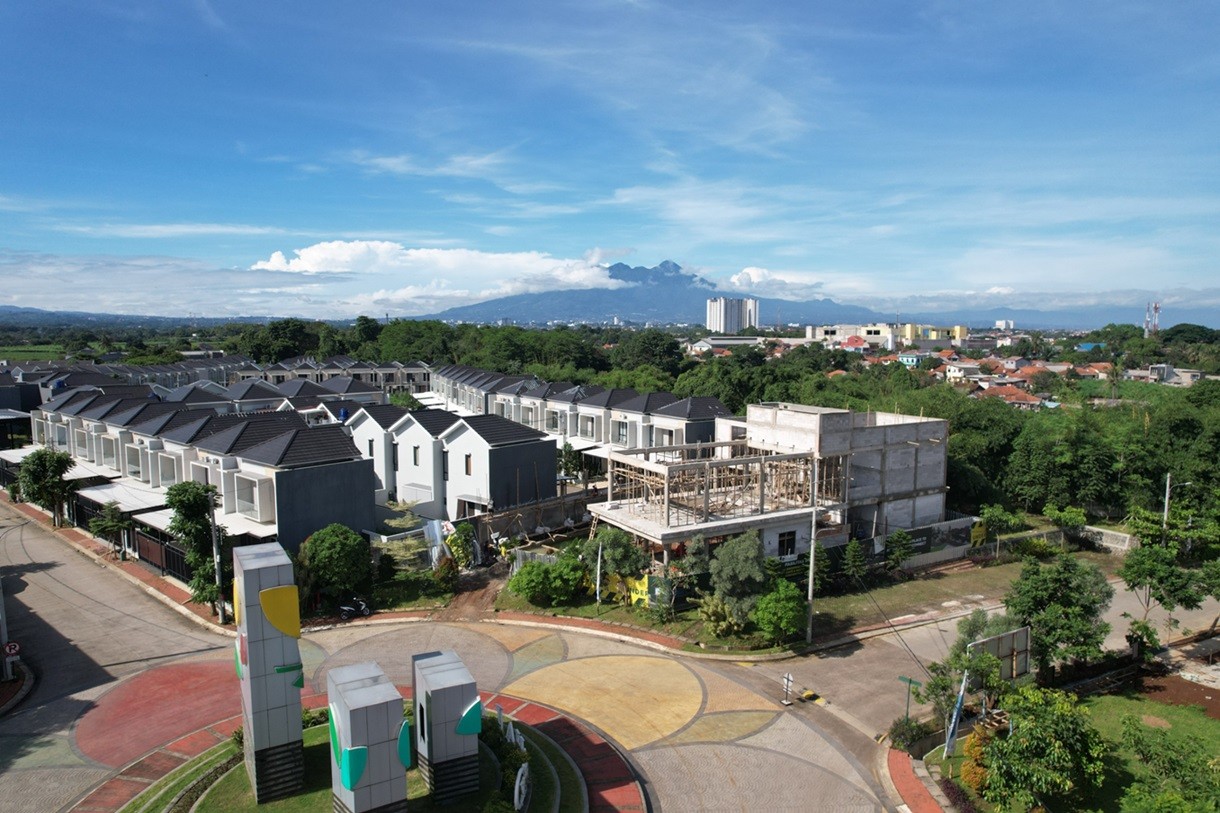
(0, 502, 896, 812)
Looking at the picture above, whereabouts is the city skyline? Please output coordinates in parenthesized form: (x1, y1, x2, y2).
(2, 2, 1219, 319)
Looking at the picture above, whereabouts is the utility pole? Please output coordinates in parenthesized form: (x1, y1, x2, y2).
(1162, 472, 1190, 542)
(806, 456, 819, 644)
(209, 490, 226, 625)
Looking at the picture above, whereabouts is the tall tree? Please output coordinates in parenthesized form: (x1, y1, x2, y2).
(297, 523, 373, 602)
(89, 500, 132, 557)
(982, 686, 1106, 810)
(166, 481, 229, 611)
(708, 531, 768, 623)
(18, 447, 77, 526)
(581, 527, 649, 605)
(1004, 554, 1114, 672)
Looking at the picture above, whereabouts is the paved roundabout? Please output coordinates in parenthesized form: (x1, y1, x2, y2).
(65, 620, 890, 812)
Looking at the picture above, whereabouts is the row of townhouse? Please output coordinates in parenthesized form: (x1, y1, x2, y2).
(231, 355, 431, 393)
(2, 357, 256, 395)
(345, 404, 557, 522)
(4, 383, 378, 584)
(428, 364, 733, 452)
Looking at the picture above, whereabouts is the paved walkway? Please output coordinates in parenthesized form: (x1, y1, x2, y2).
(3, 495, 909, 811)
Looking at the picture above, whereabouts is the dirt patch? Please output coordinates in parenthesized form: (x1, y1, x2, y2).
(1140, 714, 1171, 729)
(1139, 674, 1220, 721)
(434, 563, 508, 621)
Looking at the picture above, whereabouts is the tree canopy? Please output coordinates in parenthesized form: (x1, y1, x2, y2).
(1004, 554, 1113, 671)
(18, 447, 77, 526)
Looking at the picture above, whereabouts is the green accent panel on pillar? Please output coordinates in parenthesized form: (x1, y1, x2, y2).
(328, 706, 341, 765)
(233, 640, 242, 679)
(397, 720, 412, 768)
(274, 662, 303, 673)
(340, 746, 368, 791)
(456, 699, 483, 735)
(292, 673, 304, 689)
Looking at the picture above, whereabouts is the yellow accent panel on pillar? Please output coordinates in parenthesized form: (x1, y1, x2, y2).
(234, 577, 243, 627)
(260, 585, 301, 638)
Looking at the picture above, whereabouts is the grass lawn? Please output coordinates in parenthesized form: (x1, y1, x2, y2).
(497, 548, 1117, 650)
(0, 344, 62, 360)
(194, 722, 560, 812)
(929, 690, 1220, 813)
(118, 740, 237, 813)
(519, 722, 585, 813)
(371, 569, 452, 611)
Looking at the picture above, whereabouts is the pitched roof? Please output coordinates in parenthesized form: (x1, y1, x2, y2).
(159, 410, 304, 445)
(319, 376, 381, 395)
(239, 424, 362, 467)
(224, 379, 284, 401)
(194, 413, 308, 455)
(652, 396, 733, 420)
(577, 388, 638, 409)
(522, 381, 575, 400)
(320, 399, 362, 420)
(617, 391, 678, 414)
(105, 401, 188, 427)
(452, 414, 548, 446)
(277, 379, 329, 397)
(404, 408, 461, 437)
(546, 384, 605, 404)
(355, 403, 408, 429)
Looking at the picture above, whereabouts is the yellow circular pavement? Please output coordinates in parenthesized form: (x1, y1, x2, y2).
(503, 655, 702, 749)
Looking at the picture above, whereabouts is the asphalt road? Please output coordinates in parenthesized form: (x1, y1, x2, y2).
(0, 503, 229, 813)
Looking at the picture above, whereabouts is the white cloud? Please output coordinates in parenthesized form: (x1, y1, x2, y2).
(247, 242, 631, 315)
(726, 265, 826, 301)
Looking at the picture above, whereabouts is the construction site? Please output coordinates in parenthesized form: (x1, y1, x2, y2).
(589, 402, 950, 561)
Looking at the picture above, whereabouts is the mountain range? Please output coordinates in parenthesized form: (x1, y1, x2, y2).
(2, 261, 1216, 330)
(425, 260, 881, 326)
(424, 260, 1219, 330)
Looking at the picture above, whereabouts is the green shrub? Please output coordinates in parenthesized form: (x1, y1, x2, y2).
(887, 716, 934, 751)
(302, 706, 330, 727)
(376, 551, 398, 583)
(433, 556, 460, 593)
(1009, 536, 1059, 559)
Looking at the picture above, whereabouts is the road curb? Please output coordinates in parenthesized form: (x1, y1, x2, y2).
(0, 660, 35, 717)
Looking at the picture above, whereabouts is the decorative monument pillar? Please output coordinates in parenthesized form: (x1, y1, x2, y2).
(327, 662, 411, 813)
(233, 542, 305, 802)
(412, 651, 482, 804)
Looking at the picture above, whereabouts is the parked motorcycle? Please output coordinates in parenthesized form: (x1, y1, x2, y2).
(338, 596, 372, 620)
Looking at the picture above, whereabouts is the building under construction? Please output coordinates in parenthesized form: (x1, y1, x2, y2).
(589, 402, 949, 561)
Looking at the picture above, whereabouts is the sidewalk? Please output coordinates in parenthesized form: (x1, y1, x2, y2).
(7, 493, 944, 811)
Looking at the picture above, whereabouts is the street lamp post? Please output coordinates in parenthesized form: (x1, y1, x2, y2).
(806, 457, 819, 644)
(1162, 472, 1191, 538)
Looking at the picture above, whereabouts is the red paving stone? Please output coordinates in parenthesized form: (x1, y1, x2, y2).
(165, 728, 224, 758)
(208, 715, 243, 738)
(75, 660, 241, 768)
(888, 748, 943, 813)
(72, 778, 150, 811)
(119, 750, 186, 780)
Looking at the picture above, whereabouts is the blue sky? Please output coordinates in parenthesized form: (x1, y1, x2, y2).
(2, 1, 1218, 320)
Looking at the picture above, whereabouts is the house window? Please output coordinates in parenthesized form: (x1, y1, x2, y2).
(464, 454, 472, 476)
(391, 443, 399, 472)
(521, 407, 533, 426)
(612, 421, 628, 445)
(546, 411, 559, 431)
(778, 531, 797, 557)
(442, 452, 448, 481)
(413, 446, 420, 466)
(580, 416, 595, 438)
(368, 439, 374, 457)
